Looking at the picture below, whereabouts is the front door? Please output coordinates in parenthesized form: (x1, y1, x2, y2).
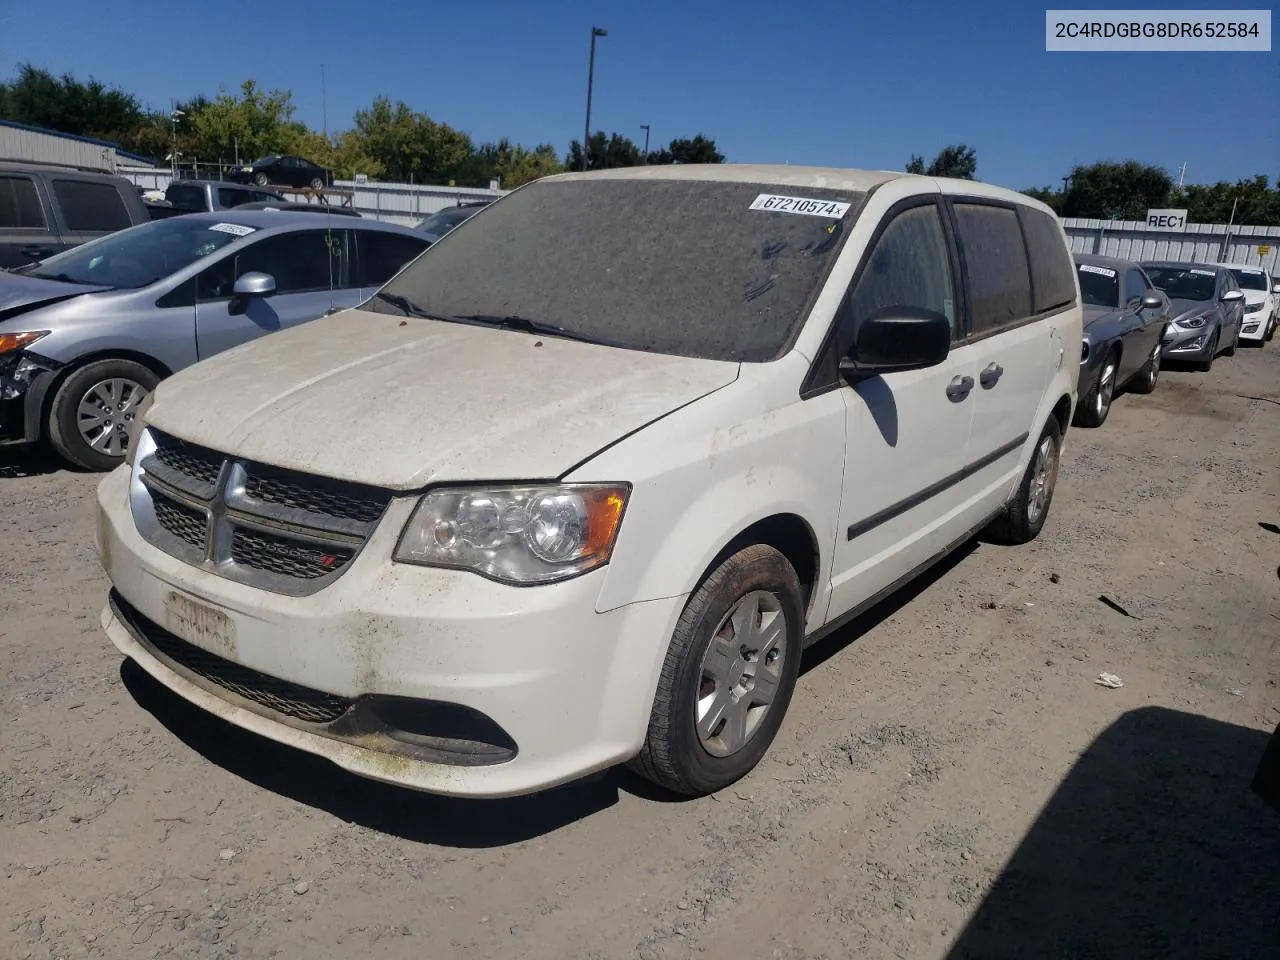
(825, 200, 978, 621)
(194, 228, 358, 359)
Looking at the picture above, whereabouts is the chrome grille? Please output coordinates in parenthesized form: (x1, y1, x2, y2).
(133, 429, 392, 596)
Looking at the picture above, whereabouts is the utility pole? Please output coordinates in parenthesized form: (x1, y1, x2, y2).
(640, 124, 650, 162)
(1178, 162, 1187, 188)
(321, 64, 328, 138)
(583, 26, 608, 171)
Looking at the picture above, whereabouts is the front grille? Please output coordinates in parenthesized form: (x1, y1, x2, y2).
(119, 595, 351, 724)
(151, 491, 207, 547)
(231, 528, 355, 580)
(134, 429, 393, 596)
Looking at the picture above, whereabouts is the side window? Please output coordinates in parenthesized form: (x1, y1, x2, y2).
(218, 188, 251, 209)
(953, 203, 1032, 334)
(837, 202, 958, 354)
(51, 179, 132, 231)
(1017, 207, 1076, 313)
(357, 231, 430, 286)
(167, 184, 206, 211)
(198, 230, 349, 301)
(0, 175, 47, 228)
(1123, 270, 1148, 306)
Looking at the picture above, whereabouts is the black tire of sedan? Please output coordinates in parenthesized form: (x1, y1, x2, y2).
(48, 359, 159, 472)
(1196, 333, 1218, 372)
(629, 544, 804, 796)
(309, 177, 324, 190)
(1129, 343, 1161, 395)
(1073, 351, 1117, 428)
(1223, 328, 1238, 357)
(254, 172, 270, 186)
(985, 417, 1062, 546)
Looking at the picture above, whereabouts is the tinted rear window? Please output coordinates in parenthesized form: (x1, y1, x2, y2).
(52, 179, 131, 231)
(167, 184, 207, 211)
(0, 175, 46, 228)
(1018, 207, 1076, 313)
(1077, 262, 1119, 307)
(953, 203, 1032, 332)
(380, 179, 866, 362)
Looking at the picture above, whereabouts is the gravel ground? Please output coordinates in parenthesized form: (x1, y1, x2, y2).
(3, 347, 1279, 960)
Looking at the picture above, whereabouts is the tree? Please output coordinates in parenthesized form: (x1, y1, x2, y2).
(1022, 186, 1065, 213)
(352, 97, 474, 183)
(904, 145, 977, 179)
(189, 80, 298, 164)
(1175, 175, 1280, 227)
(0, 63, 145, 141)
(647, 134, 725, 165)
(565, 131, 644, 171)
(1060, 161, 1173, 220)
(905, 154, 926, 174)
(466, 139, 563, 188)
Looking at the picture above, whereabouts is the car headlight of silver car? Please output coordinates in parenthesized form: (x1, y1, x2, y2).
(394, 483, 630, 584)
(1178, 315, 1208, 328)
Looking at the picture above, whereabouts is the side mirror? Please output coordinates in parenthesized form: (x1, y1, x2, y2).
(1141, 293, 1163, 310)
(839, 307, 951, 380)
(1220, 289, 1244, 303)
(233, 272, 276, 298)
(1272, 282, 1280, 294)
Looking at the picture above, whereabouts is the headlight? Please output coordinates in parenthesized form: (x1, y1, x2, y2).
(0, 331, 51, 355)
(394, 483, 629, 584)
(1178, 315, 1207, 328)
(1244, 302, 1263, 314)
(124, 393, 155, 469)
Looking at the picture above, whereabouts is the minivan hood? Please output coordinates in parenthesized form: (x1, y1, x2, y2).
(0, 273, 112, 314)
(145, 308, 740, 490)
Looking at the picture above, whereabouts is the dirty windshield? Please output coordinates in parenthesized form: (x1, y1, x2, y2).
(1143, 266, 1217, 301)
(377, 178, 865, 361)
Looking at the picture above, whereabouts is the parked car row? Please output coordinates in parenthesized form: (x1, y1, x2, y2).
(1071, 251, 1278, 427)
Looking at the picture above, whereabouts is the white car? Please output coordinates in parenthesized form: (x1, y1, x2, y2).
(96, 166, 1082, 799)
(1216, 261, 1279, 344)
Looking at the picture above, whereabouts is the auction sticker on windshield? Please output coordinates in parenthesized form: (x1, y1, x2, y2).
(208, 223, 256, 237)
(749, 194, 851, 218)
(1190, 268, 1215, 276)
(1079, 264, 1117, 277)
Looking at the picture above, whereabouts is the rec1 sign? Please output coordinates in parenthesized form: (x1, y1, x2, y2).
(1146, 208, 1188, 230)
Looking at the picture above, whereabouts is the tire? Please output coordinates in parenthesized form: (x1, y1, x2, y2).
(1073, 351, 1117, 428)
(1266, 315, 1276, 342)
(985, 417, 1062, 546)
(1129, 342, 1161, 394)
(629, 544, 804, 796)
(253, 172, 269, 186)
(309, 177, 325, 190)
(47, 359, 159, 472)
(1195, 332, 1218, 373)
(1223, 326, 1238, 357)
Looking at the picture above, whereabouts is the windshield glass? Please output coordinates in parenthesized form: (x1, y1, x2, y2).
(1143, 266, 1216, 301)
(1077, 263, 1119, 307)
(415, 206, 483, 236)
(1228, 268, 1268, 291)
(382, 179, 865, 361)
(22, 217, 250, 288)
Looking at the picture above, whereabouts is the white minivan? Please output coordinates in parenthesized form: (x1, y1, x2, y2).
(96, 166, 1082, 798)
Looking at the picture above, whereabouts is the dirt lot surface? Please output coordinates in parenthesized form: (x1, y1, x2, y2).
(4, 347, 1279, 960)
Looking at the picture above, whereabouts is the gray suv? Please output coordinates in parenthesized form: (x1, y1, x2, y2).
(0, 161, 150, 268)
(0, 210, 430, 470)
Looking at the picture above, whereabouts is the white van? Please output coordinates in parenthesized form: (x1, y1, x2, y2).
(96, 166, 1082, 798)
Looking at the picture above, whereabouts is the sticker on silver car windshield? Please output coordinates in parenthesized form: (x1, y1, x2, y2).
(1190, 268, 1215, 276)
(1079, 264, 1116, 278)
(208, 223, 256, 237)
(749, 194, 851, 218)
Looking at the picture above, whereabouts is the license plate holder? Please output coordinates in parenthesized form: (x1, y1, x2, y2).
(163, 590, 236, 660)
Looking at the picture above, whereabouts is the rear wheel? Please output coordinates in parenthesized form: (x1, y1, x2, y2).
(629, 544, 804, 796)
(309, 177, 325, 190)
(985, 417, 1062, 545)
(1129, 342, 1161, 394)
(253, 172, 269, 186)
(47, 359, 158, 471)
(1074, 351, 1117, 428)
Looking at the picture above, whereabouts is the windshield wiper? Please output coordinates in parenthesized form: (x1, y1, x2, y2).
(371, 291, 436, 319)
(451, 314, 623, 348)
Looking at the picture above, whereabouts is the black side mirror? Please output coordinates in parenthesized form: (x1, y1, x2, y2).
(839, 307, 951, 381)
(1141, 293, 1163, 310)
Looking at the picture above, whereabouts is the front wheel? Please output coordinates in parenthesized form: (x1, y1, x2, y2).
(985, 417, 1062, 545)
(1129, 342, 1161, 394)
(629, 544, 804, 796)
(309, 177, 325, 190)
(1195, 332, 1218, 372)
(1073, 353, 1117, 428)
(253, 172, 270, 186)
(47, 359, 159, 471)
(1223, 326, 1238, 357)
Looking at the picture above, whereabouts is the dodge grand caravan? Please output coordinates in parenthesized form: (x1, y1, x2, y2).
(96, 166, 1082, 798)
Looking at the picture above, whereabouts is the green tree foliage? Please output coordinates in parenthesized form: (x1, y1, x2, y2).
(1021, 186, 1064, 213)
(904, 145, 977, 179)
(567, 131, 726, 170)
(0, 63, 145, 140)
(1060, 161, 1173, 220)
(1176, 175, 1280, 226)
(647, 135, 726, 165)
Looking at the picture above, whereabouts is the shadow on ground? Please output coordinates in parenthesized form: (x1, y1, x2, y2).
(946, 707, 1280, 960)
(0, 447, 66, 479)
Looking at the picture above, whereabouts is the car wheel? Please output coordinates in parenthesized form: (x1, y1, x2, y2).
(253, 172, 269, 186)
(1224, 326, 1238, 357)
(309, 177, 325, 190)
(1129, 342, 1161, 394)
(48, 359, 158, 472)
(1267, 314, 1277, 343)
(1073, 351, 1117, 428)
(629, 544, 804, 796)
(1196, 332, 1218, 372)
(985, 417, 1062, 546)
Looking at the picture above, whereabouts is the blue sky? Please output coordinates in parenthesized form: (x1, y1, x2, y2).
(5, 0, 1276, 188)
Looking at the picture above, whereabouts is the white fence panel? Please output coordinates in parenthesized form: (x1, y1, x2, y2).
(1063, 217, 1280, 275)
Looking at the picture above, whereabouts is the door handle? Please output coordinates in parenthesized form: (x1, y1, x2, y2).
(945, 375, 974, 401)
(979, 363, 1004, 388)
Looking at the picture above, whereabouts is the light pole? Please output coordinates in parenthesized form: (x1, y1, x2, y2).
(583, 26, 608, 171)
(169, 109, 185, 178)
(640, 124, 650, 162)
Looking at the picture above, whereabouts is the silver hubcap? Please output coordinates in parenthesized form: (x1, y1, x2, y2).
(77, 378, 148, 457)
(1027, 435, 1058, 525)
(696, 590, 788, 758)
(1095, 362, 1115, 417)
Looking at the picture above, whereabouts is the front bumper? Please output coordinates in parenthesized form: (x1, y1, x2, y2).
(1161, 326, 1215, 362)
(1239, 309, 1270, 341)
(0, 354, 60, 445)
(96, 466, 685, 797)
